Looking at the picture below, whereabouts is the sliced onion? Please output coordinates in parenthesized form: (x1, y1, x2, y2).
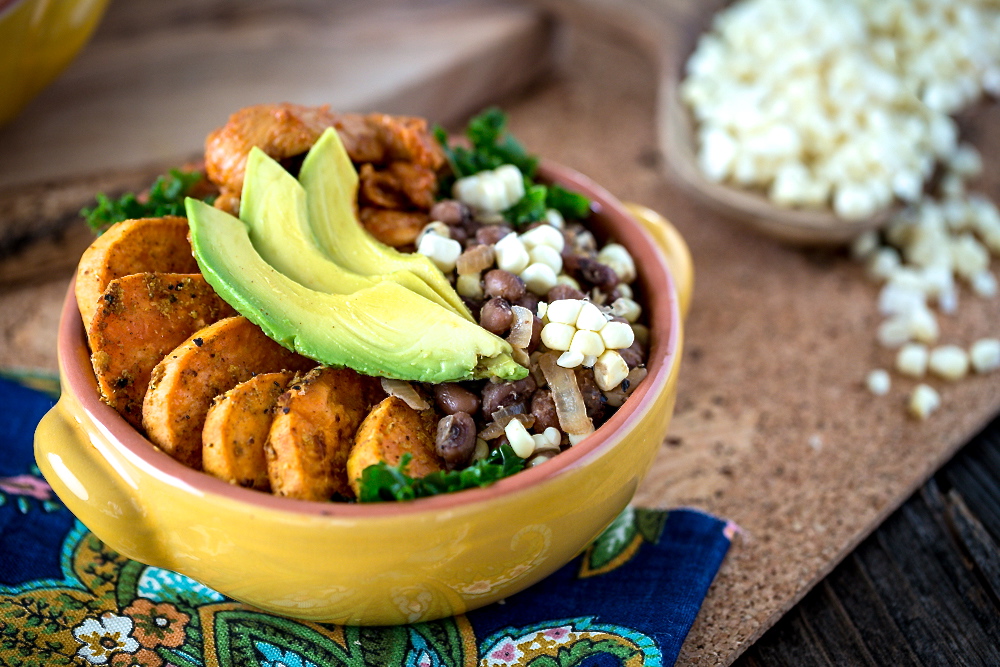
(538, 351, 594, 437)
(478, 412, 535, 440)
(380, 378, 430, 411)
(456, 244, 495, 275)
(478, 421, 506, 440)
(507, 305, 533, 349)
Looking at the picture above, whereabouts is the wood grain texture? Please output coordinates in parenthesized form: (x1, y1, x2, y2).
(2, 5, 1000, 666)
(0, 0, 553, 264)
(739, 420, 1000, 667)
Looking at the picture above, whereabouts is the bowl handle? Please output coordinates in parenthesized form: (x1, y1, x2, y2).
(624, 203, 693, 320)
(34, 399, 165, 565)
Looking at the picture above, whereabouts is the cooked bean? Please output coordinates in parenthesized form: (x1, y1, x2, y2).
(436, 412, 477, 470)
(526, 316, 543, 354)
(462, 297, 483, 322)
(479, 297, 513, 335)
(482, 376, 537, 418)
(546, 284, 585, 301)
(434, 383, 481, 415)
(429, 200, 470, 226)
(476, 224, 512, 246)
(484, 269, 526, 301)
(514, 292, 539, 314)
(574, 367, 606, 422)
(530, 389, 559, 432)
(579, 257, 619, 291)
(619, 340, 645, 369)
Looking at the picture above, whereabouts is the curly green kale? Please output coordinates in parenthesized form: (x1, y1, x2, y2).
(81, 169, 212, 235)
(357, 443, 525, 502)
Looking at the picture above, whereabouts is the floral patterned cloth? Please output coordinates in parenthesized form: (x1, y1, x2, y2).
(1, 376, 733, 667)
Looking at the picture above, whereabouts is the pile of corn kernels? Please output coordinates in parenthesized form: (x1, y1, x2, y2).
(681, 0, 1000, 219)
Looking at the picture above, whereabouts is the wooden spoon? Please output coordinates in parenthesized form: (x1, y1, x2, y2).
(530, 0, 896, 245)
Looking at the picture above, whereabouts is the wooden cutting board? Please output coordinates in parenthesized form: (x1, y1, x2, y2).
(0, 0, 553, 279)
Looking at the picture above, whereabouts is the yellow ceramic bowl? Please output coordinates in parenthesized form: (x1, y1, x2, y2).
(0, 0, 109, 127)
(35, 161, 693, 625)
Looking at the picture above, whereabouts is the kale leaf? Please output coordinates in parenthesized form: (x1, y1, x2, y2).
(434, 108, 592, 227)
(357, 443, 526, 502)
(81, 169, 211, 235)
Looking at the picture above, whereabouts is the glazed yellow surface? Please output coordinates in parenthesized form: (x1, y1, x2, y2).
(0, 0, 109, 127)
(35, 206, 692, 625)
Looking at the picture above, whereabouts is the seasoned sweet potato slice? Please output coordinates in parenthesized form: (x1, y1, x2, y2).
(142, 316, 314, 469)
(266, 367, 383, 501)
(202, 371, 296, 490)
(347, 396, 444, 498)
(76, 216, 199, 327)
(87, 273, 237, 428)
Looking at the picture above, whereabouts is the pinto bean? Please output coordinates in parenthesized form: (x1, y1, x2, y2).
(484, 270, 526, 301)
(546, 284, 585, 301)
(514, 292, 539, 314)
(619, 340, 646, 369)
(476, 224, 512, 246)
(429, 200, 470, 226)
(579, 257, 619, 291)
(436, 412, 477, 470)
(574, 367, 606, 423)
(530, 389, 559, 432)
(481, 376, 537, 418)
(479, 297, 513, 335)
(434, 383, 481, 415)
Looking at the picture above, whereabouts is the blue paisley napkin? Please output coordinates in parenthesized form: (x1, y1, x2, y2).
(0, 376, 732, 667)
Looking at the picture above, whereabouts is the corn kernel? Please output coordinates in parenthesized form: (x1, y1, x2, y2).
(494, 233, 530, 274)
(597, 244, 636, 283)
(928, 345, 969, 381)
(417, 233, 462, 273)
(543, 426, 562, 447)
(575, 302, 608, 331)
(528, 244, 563, 274)
(546, 299, 584, 325)
(520, 263, 558, 295)
(569, 330, 605, 357)
(895, 343, 929, 378)
(520, 224, 565, 252)
(594, 350, 630, 391)
(970, 338, 1000, 373)
(908, 384, 941, 420)
(600, 321, 635, 350)
(505, 419, 536, 458)
(556, 350, 585, 368)
(865, 369, 891, 396)
(540, 322, 575, 351)
(456, 273, 483, 299)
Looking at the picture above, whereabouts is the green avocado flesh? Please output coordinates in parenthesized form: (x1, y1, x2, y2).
(300, 128, 473, 320)
(186, 199, 527, 382)
(240, 148, 465, 316)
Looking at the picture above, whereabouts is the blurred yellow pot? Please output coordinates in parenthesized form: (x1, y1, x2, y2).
(0, 0, 109, 127)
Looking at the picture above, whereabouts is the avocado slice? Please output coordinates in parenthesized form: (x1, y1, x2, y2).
(240, 147, 466, 317)
(299, 128, 472, 320)
(186, 198, 527, 382)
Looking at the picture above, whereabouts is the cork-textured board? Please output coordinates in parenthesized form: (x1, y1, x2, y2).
(2, 6, 1000, 667)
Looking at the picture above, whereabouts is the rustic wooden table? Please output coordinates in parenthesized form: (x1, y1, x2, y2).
(2, 2, 998, 664)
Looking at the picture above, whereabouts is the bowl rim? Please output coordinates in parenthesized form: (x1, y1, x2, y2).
(57, 158, 682, 518)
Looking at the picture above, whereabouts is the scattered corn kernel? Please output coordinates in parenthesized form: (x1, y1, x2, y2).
(520, 262, 558, 295)
(866, 369, 891, 396)
(456, 273, 483, 299)
(520, 224, 565, 252)
(417, 233, 462, 273)
(594, 350, 630, 391)
(597, 244, 636, 283)
(928, 344, 970, 381)
(569, 330, 605, 357)
(545, 208, 565, 229)
(611, 297, 642, 323)
(453, 165, 525, 213)
(575, 301, 608, 331)
(557, 350, 585, 368)
(528, 244, 563, 274)
(909, 384, 941, 420)
(556, 274, 581, 290)
(582, 354, 598, 368)
(600, 321, 635, 350)
(546, 299, 584, 325)
(543, 427, 562, 448)
(895, 343, 929, 378)
(970, 338, 1000, 373)
(505, 418, 536, 458)
(540, 322, 575, 351)
(494, 233, 530, 274)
